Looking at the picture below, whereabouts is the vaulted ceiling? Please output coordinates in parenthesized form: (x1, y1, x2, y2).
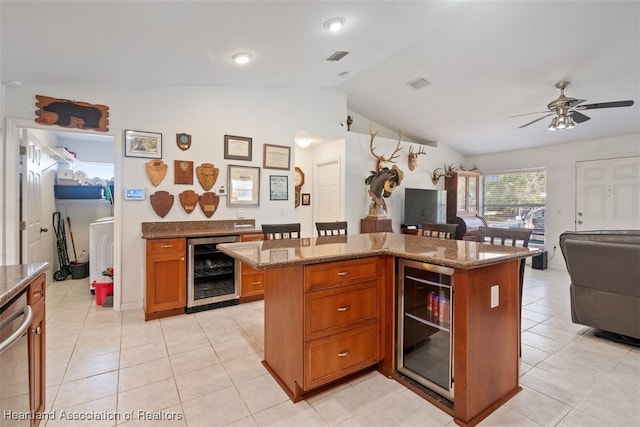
(2, 1, 638, 156)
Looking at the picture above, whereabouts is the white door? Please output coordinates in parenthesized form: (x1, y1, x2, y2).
(575, 156, 640, 230)
(314, 158, 341, 222)
(21, 131, 44, 264)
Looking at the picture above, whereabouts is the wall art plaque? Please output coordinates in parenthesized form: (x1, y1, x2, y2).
(149, 191, 174, 218)
(35, 95, 109, 132)
(145, 160, 167, 187)
(196, 163, 219, 191)
(177, 133, 191, 151)
(179, 190, 199, 214)
(199, 192, 220, 218)
(174, 160, 194, 185)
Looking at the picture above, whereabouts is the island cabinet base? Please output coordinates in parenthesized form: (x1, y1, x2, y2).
(391, 259, 522, 426)
(263, 256, 389, 402)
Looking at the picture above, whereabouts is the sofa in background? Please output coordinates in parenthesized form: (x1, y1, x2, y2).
(559, 230, 640, 345)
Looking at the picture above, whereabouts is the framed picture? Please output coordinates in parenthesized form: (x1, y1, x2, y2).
(302, 193, 311, 206)
(227, 165, 260, 207)
(270, 175, 288, 201)
(124, 130, 162, 158)
(224, 135, 252, 161)
(263, 143, 291, 170)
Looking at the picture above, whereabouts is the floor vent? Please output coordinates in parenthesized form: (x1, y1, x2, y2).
(325, 51, 349, 61)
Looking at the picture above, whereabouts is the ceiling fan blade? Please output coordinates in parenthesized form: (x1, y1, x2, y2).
(519, 113, 554, 129)
(565, 98, 586, 108)
(571, 111, 591, 123)
(509, 110, 551, 118)
(575, 100, 634, 110)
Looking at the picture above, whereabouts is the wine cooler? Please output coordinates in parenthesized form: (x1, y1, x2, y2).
(397, 259, 454, 399)
(187, 236, 239, 313)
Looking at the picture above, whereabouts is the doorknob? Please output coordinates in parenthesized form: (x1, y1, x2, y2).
(40, 227, 48, 233)
(577, 220, 583, 224)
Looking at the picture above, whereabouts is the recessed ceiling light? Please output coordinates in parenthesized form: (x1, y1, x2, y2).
(324, 17, 345, 32)
(296, 138, 311, 148)
(231, 52, 252, 65)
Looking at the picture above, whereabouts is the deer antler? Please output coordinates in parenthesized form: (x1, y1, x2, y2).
(409, 145, 427, 157)
(369, 123, 404, 171)
(431, 168, 445, 185)
(407, 145, 427, 171)
(444, 163, 457, 177)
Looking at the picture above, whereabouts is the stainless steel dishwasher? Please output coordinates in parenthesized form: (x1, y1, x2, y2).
(0, 288, 33, 427)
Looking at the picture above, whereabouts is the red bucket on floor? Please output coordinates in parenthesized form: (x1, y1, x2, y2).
(93, 281, 113, 305)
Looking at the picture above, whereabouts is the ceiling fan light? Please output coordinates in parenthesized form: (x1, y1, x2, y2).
(548, 117, 558, 131)
(566, 115, 575, 129)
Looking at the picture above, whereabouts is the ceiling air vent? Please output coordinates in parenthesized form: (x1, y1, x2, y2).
(407, 78, 431, 90)
(325, 51, 349, 61)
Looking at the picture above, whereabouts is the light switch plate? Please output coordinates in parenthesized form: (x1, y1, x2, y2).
(491, 285, 499, 308)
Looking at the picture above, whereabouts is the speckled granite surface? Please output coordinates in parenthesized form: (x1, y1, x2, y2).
(217, 233, 540, 270)
(141, 219, 260, 239)
(0, 263, 49, 308)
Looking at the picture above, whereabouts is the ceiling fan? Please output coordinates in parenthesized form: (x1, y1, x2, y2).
(513, 81, 634, 130)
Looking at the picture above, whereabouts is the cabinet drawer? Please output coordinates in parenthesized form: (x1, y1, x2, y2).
(304, 257, 379, 291)
(242, 271, 265, 294)
(241, 233, 264, 242)
(304, 323, 378, 390)
(147, 238, 186, 255)
(304, 281, 378, 340)
(28, 274, 46, 306)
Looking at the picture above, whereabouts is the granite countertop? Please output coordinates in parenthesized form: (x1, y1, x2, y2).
(0, 263, 49, 308)
(217, 233, 541, 270)
(141, 219, 261, 239)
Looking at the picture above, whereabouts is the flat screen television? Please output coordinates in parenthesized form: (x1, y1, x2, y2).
(403, 188, 447, 226)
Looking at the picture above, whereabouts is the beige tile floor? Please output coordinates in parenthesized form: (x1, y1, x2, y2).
(41, 266, 639, 426)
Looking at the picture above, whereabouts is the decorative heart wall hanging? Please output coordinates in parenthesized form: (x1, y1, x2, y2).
(145, 160, 167, 187)
(196, 163, 219, 191)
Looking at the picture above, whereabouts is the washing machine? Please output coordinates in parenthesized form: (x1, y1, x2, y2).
(89, 216, 114, 292)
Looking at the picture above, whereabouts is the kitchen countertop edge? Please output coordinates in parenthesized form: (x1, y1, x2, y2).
(0, 262, 49, 308)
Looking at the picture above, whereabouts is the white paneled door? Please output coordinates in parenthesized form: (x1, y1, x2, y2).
(21, 130, 44, 264)
(575, 156, 640, 230)
(314, 158, 341, 223)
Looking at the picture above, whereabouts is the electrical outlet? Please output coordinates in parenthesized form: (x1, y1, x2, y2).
(491, 285, 499, 308)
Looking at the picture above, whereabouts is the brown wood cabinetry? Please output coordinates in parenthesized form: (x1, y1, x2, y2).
(27, 273, 46, 427)
(239, 233, 265, 303)
(445, 170, 480, 218)
(263, 257, 382, 401)
(145, 238, 186, 320)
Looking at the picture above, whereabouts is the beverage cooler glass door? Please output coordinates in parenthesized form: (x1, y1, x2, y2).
(187, 236, 239, 311)
(397, 259, 454, 399)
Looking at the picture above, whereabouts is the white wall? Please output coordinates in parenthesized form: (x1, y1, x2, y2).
(468, 133, 640, 269)
(345, 130, 466, 232)
(5, 85, 347, 309)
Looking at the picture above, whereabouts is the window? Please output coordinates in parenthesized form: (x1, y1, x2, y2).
(481, 170, 546, 245)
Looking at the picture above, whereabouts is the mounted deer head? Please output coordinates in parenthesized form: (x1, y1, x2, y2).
(431, 168, 445, 185)
(407, 145, 427, 171)
(369, 123, 404, 172)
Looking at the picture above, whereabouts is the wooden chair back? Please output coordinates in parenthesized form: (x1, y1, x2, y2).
(315, 221, 348, 236)
(262, 223, 301, 240)
(421, 223, 458, 239)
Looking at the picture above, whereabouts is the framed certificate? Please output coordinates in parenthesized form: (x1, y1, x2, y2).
(227, 165, 260, 206)
(224, 135, 252, 161)
(263, 143, 291, 170)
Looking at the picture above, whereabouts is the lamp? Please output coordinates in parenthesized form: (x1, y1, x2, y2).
(324, 17, 345, 32)
(231, 52, 252, 64)
(548, 109, 575, 131)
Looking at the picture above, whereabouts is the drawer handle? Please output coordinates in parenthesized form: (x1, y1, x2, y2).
(251, 281, 262, 285)
(161, 244, 173, 248)
(337, 305, 350, 312)
(337, 271, 350, 277)
(180, 257, 185, 261)
(337, 350, 351, 357)
(32, 326, 42, 335)
(33, 290, 43, 298)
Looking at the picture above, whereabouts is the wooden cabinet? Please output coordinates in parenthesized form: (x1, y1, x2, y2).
(263, 257, 381, 401)
(445, 171, 480, 218)
(27, 273, 46, 427)
(239, 233, 265, 303)
(145, 238, 186, 320)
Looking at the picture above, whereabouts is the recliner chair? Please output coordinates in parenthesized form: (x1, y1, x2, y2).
(559, 230, 640, 345)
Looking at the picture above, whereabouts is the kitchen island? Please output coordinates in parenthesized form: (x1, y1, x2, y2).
(217, 233, 538, 427)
